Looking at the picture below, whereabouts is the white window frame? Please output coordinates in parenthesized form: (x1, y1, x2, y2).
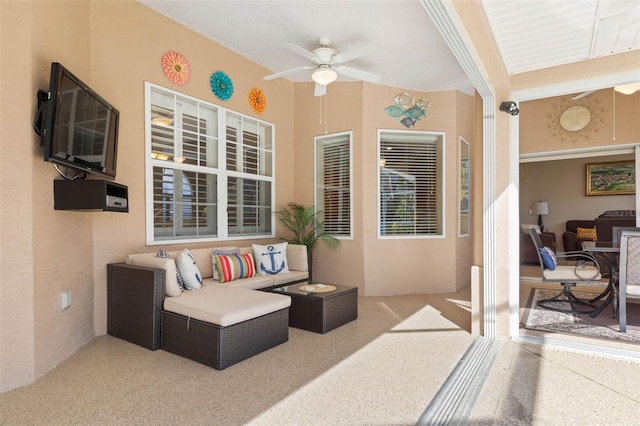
(144, 82, 275, 245)
(314, 131, 353, 239)
(459, 137, 470, 237)
(377, 129, 445, 239)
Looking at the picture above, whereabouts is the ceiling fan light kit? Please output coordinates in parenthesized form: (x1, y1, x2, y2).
(614, 83, 640, 95)
(263, 36, 380, 96)
(312, 66, 338, 85)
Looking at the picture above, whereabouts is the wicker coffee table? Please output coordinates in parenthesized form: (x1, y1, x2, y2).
(271, 283, 358, 333)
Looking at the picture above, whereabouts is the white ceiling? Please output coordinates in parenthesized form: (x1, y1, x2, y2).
(482, 0, 640, 75)
(139, 0, 640, 95)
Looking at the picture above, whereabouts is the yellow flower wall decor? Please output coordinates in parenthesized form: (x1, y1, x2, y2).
(248, 88, 266, 113)
(161, 51, 191, 86)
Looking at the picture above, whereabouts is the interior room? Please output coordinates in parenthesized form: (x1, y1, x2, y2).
(1, 0, 640, 424)
(517, 88, 640, 348)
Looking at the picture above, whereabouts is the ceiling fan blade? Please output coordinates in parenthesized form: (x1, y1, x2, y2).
(572, 90, 596, 100)
(332, 44, 375, 64)
(314, 82, 326, 97)
(334, 65, 381, 83)
(283, 43, 319, 62)
(263, 66, 314, 80)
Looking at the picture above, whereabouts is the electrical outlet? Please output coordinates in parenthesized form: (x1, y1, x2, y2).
(60, 291, 72, 310)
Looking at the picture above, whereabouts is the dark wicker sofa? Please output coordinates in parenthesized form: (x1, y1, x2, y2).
(107, 244, 308, 369)
(107, 263, 292, 369)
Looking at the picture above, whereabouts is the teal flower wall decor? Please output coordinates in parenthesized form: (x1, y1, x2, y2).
(210, 71, 234, 100)
(384, 92, 431, 128)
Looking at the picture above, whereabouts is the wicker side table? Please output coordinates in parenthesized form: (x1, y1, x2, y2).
(271, 283, 358, 333)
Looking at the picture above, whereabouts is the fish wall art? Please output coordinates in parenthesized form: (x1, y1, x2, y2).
(385, 92, 431, 128)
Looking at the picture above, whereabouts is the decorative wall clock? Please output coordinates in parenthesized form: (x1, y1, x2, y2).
(560, 105, 591, 131)
(545, 94, 605, 143)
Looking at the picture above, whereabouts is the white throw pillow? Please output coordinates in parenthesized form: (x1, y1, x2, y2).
(176, 248, 203, 290)
(157, 249, 184, 291)
(252, 242, 290, 275)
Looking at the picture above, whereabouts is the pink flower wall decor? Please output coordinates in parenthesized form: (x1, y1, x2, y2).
(161, 51, 191, 86)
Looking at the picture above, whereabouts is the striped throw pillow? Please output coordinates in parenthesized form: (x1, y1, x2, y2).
(215, 253, 256, 283)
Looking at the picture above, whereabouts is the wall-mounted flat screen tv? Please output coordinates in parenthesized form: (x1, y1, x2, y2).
(40, 62, 119, 180)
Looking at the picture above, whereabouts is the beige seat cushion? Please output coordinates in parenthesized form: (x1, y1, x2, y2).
(163, 284, 290, 327)
(126, 254, 182, 297)
(214, 274, 275, 289)
(542, 264, 601, 282)
(272, 270, 308, 285)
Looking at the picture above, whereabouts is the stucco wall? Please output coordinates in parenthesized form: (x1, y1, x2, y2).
(1, 0, 296, 392)
(520, 90, 640, 154)
(1, 1, 476, 391)
(292, 80, 475, 296)
(1, 0, 37, 392)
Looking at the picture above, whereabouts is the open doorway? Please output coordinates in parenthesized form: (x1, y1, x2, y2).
(512, 80, 640, 353)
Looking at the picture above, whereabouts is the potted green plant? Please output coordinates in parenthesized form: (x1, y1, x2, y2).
(274, 203, 340, 281)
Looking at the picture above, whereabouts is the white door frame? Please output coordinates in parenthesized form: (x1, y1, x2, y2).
(425, 0, 640, 347)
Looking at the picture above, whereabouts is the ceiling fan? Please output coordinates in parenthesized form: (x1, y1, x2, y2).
(263, 36, 381, 96)
(572, 83, 640, 100)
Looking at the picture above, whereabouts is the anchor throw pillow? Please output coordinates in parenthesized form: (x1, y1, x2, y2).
(176, 248, 203, 290)
(252, 243, 290, 276)
(539, 246, 557, 271)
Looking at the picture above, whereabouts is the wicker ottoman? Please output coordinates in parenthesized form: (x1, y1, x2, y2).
(162, 286, 291, 369)
(271, 283, 358, 333)
(161, 308, 289, 370)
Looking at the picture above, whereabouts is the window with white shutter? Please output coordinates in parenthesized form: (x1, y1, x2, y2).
(378, 130, 444, 237)
(315, 132, 352, 238)
(145, 83, 274, 244)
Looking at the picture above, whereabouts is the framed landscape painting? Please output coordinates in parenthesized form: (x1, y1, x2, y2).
(586, 160, 635, 196)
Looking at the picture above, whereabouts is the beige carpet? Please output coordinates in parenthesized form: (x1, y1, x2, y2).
(0, 291, 474, 425)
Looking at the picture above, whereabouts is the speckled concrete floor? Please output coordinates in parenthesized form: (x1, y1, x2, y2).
(0, 290, 474, 425)
(468, 341, 640, 425)
(3, 285, 638, 425)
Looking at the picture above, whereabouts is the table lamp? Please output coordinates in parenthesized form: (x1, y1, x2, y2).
(532, 201, 549, 231)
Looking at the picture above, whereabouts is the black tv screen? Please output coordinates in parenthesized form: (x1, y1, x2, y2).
(41, 62, 119, 179)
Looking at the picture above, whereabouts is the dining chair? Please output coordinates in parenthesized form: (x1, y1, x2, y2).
(528, 226, 602, 314)
(617, 229, 640, 333)
(612, 226, 640, 247)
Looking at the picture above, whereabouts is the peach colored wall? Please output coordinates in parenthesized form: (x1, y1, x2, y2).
(455, 91, 475, 290)
(86, 1, 296, 341)
(520, 91, 640, 154)
(31, 0, 96, 384)
(291, 79, 474, 296)
(1, 0, 37, 391)
(1, 1, 295, 391)
(293, 82, 368, 291)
